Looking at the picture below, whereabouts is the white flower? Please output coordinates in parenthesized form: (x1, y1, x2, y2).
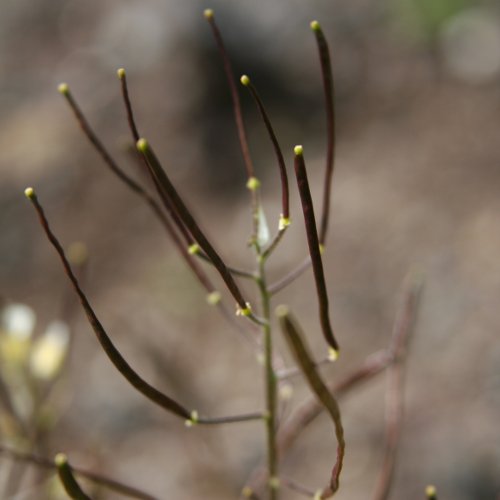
(29, 321, 70, 380)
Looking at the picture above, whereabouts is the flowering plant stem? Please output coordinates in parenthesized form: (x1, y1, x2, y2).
(255, 250, 278, 499)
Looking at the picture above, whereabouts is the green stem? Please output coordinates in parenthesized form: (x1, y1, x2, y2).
(256, 256, 278, 499)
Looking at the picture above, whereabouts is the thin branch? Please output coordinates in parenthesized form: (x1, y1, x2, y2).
(197, 411, 264, 425)
(310, 21, 336, 247)
(196, 251, 256, 280)
(294, 146, 339, 354)
(268, 255, 312, 295)
(281, 476, 317, 498)
(0, 445, 157, 500)
(277, 306, 344, 496)
(371, 271, 423, 500)
(276, 355, 332, 381)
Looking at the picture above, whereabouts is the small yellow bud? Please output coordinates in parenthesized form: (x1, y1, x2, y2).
(188, 243, 200, 255)
(328, 347, 339, 361)
(275, 304, 289, 318)
(185, 410, 199, 427)
(24, 187, 35, 199)
(136, 138, 149, 152)
(206, 291, 221, 306)
(294, 145, 303, 156)
(269, 477, 280, 490)
(203, 9, 214, 20)
(310, 20, 321, 32)
(313, 489, 323, 500)
(236, 303, 252, 317)
(240, 75, 251, 86)
(319, 243, 325, 255)
(256, 352, 265, 365)
(54, 453, 68, 467)
(57, 83, 69, 95)
(279, 383, 293, 401)
(246, 176, 261, 191)
(278, 215, 291, 231)
(241, 486, 253, 498)
(30, 320, 70, 381)
(117, 68, 126, 79)
(425, 485, 437, 498)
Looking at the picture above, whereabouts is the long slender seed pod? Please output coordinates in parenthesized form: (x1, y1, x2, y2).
(268, 255, 311, 295)
(240, 75, 289, 221)
(117, 68, 140, 142)
(25, 188, 191, 420)
(55, 454, 91, 500)
(0, 445, 156, 500)
(136, 139, 250, 312)
(310, 21, 336, 246)
(293, 146, 339, 354)
(203, 9, 261, 243)
(203, 9, 254, 179)
(277, 306, 344, 496)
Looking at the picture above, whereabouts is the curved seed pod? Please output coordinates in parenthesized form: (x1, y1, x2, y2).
(310, 21, 336, 246)
(293, 146, 339, 354)
(240, 74, 289, 222)
(25, 188, 191, 420)
(277, 306, 344, 495)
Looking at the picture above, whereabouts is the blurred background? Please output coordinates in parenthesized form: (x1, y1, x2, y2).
(1, 0, 499, 498)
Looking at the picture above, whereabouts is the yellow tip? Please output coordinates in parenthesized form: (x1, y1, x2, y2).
(246, 176, 261, 191)
(241, 486, 253, 498)
(240, 75, 250, 86)
(188, 243, 200, 255)
(206, 291, 221, 306)
(328, 347, 339, 361)
(236, 302, 252, 317)
(425, 485, 437, 497)
(313, 490, 323, 500)
(310, 20, 321, 32)
(117, 68, 126, 79)
(269, 477, 280, 490)
(278, 215, 291, 231)
(204, 9, 214, 19)
(24, 187, 35, 199)
(57, 83, 69, 95)
(275, 304, 289, 318)
(54, 453, 68, 467)
(136, 138, 149, 152)
(294, 145, 303, 156)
